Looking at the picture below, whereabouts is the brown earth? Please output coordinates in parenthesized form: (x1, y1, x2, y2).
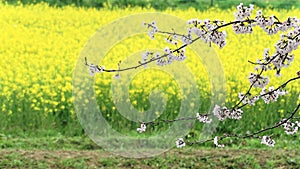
(0, 149, 299, 168)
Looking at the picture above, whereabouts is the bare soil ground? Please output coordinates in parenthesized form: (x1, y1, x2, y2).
(1, 148, 299, 168)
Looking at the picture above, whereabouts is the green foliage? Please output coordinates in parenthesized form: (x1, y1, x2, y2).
(3, 0, 300, 10)
(0, 1, 299, 144)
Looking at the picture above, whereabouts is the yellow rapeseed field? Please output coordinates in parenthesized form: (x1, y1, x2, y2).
(0, 2, 299, 119)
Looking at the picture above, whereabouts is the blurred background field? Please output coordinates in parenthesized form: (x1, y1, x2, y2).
(3, 0, 300, 10)
(0, 0, 299, 148)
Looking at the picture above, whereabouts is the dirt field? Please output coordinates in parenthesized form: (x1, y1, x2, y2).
(1, 148, 299, 168)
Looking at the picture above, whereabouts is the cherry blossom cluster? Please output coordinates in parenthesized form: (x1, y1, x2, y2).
(139, 46, 187, 67)
(140, 51, 153, 68)
(143, 21, 158, 39)
(254, 21, 299, 77)
(260, 86, 288, 104)
(282, 119, 300, 135)
(256, 39, 297, 78)
(176, 138, 186, 148)
(238, 93, 259, 106)
(171, 103, 299, 148)
(232, 3, 254, 34)
(255, 11, 299, 35)
(86, 62, 105, 76)
(213, 105, 244, 121)
(186, 18, 227, 48)
(196, 113, 212, 123)
(165, 34, 178, 45)
(248, 72, 270, 88)
(137, 123, 146, 133)
(158, 46, 187, 66)
(255, 11, 280, 35)
(213, 136, 225, 148)
(261, 136, 275, 147)
(233, 3, 299, 36)
(234, 3, 254, 21)
(237, 86, 288, 106)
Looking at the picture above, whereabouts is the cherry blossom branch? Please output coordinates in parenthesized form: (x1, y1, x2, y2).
(237, 75, 300, 109)
(139, 75, 299, 125)
(185, 103, 300, 147)
(85, 17, 266, 73)
(232, 69, 264, 109)
(86, 6, 299, 74)
(137, 76, 299, 134)
(84, 3, 300, 148)
(84, 37, 200, 74)
(139, 4, 300, 148)
(138, 75, 299, 144)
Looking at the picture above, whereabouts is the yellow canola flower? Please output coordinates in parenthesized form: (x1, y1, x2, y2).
(0, 2, 298, 118)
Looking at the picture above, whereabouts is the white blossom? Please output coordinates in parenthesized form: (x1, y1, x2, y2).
(234, 3, 254, 21)
(165, 35, 178, 45)
(177, 47, 187, 61)
(213, 105, 227, 121)
(249, 96, 260, 105)
(137, 123, 146, 133)
(144, 20, 158, 39)
(176, 138, 186, 148)
(191, 27, 205, 37)
(87, 63, 104, 76)
(261, 136, 275, 147)
(296, 121, 300, 127)
(180, 35, 192, 44)
(260, 86, 287, 104)
(155, 47, 180, 66)
(213, 105, 243, 120)
(267, 16, 275, 26)
(141, 51, 152, 68)
(248, 72, 269, 88)
(228, 109, 243, 120)
(214, 136, 225, 148)
(196, 113, 212, 123)
(249, 4, 254, 10)
(282, 119, 299, 135)
(238, 93, 259, 106)
(233, 23, 253, 34)
(256, 10, 263, 17)
(156, 58, 167, 66)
